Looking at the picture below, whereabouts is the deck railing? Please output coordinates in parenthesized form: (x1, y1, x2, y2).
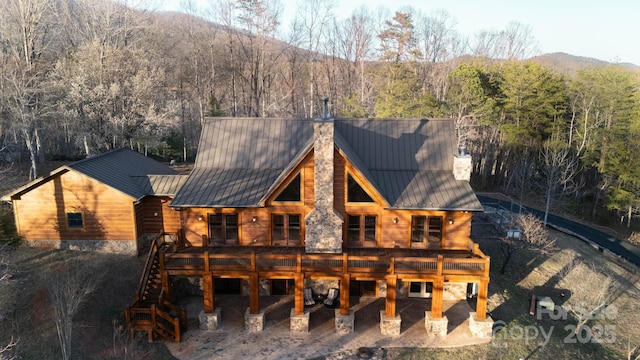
(162, 250, 490, 277)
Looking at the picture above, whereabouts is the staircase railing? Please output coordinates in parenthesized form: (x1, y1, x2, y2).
(135, 234, 163, 302)
(127, 233, 186, 342)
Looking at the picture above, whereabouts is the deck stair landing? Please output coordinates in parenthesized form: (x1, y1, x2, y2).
(125, 234, 187, 342)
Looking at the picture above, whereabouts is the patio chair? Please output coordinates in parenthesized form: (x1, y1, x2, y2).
(324, 288, 339, 308)
(304, 287, 316, 307)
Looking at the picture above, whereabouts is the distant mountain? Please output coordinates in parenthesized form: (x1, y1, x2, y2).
(528, 52, 639, 75)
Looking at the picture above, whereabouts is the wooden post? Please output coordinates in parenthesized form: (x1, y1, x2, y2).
(343, 253, 348, 273)
(204, 250, 210, 272)
(385, 275, 397, 317)
(436, 255, 443, 275)
(249, 272, 260, 314)
(251, 252, 256, 271)
(294, 273, 304, 315)
(161, 271, 170, 298)
(431, 277, 444, 318)
(340, 274, 350, 315)
(202, 234, 209, 247)
(476, 278, 489, 319)
(203, 272, 214, 313)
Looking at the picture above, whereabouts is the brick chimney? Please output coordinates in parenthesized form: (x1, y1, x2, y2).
(453, 145, 472, 181)
(305, 97, 344, 253)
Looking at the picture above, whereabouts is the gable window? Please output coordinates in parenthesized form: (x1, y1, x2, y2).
(67, 212, 83, 229)
(274, 173, 301, 202)
(271, 214, 301, 246)
(347, 174, 374, 203)
(209, 214, 238, 245)
(347, 214, 377, 247)
(411, 216, 442, 248)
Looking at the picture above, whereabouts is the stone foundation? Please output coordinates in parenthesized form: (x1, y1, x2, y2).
(425, 311, 448, 337)
(244, 308, 265, 332)
(199, 308, 222, 330)
(335, 310, 354, 334)
(24, 239, 137, 254)
(468, 312, 494, 338)
(379, 310, 401, 336)
(290, 309, 310, 333)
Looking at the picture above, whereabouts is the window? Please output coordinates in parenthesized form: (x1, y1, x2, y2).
(347, 174, 373, 203)
(346, 214, 377, 247)
(274, 173, 301, 202)
(67, 212, 83, 229)
(271, 214, 301, 246)
(209, 214, 238, 245)
(411, 216, 442, 248)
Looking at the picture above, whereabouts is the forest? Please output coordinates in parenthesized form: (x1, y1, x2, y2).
(1, 0, 639, 229)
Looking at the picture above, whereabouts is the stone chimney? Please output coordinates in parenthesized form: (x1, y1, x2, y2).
(453, 145, 472, 181)
(305, 97, 344, 253)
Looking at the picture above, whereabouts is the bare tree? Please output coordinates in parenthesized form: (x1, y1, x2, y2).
(0, 243, 18, 360)
(558, 258, 619, 335)
(538, 140, 581, 226)
(499, 213, 556, 274)
(0, 337, 17, 360)
(628, 340, 640, 360)
(471, 21, 538, 60)
(0, 0, 57, 179)
(47, 260, 100, 360)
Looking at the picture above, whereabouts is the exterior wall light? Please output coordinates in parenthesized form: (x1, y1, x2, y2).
(198, 215, 203, 221)
(252, 216, 258, 222)
(448, 218, 454, 225)
(393, 217, 398, 224)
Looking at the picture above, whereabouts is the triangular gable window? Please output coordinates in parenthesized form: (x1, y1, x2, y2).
(347, 173, 374, 203)
(274, 173, 301, 202)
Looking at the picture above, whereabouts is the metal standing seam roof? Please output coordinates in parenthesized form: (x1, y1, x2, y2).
(172, 117, 482, 211)
(67, 148, 178, 200)
(133, 175, 190, 196)
(3, 148, 178, 202)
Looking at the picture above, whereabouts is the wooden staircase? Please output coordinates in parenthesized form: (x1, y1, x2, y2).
(126, 235, 187, 342)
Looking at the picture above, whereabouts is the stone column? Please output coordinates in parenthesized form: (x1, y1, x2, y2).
(380, 310, 401, 336)
(244, 308, 265, 332)
(425, 311, 448, 337)
(290, 309, 310, 333)
(469, 311, 494, 338)
(199, 308, 221, 330)
(305, 98, 344, 253)
(335, 309, 354, 334)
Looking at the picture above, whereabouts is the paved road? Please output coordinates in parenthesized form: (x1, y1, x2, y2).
(477, 194, 640, 267)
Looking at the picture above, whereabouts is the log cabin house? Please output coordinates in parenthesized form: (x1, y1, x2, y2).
(125, 102, 494, 341)
(2, 148, 186, 254)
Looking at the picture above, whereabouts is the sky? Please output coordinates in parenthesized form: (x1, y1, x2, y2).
(159, 0, 640, 65)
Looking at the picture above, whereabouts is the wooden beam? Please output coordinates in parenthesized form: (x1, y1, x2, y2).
(249, 272, 260, 314)
(476, 278, 489, 319)
(294, 273, 304, 315)
(203, 272, 214, 313)
(431, 277, 444, 318)
(385, 275, 397, 317)
(339, 274, 350, 315)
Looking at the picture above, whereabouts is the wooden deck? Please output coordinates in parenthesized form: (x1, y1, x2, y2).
(160, 245, 490, 279)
